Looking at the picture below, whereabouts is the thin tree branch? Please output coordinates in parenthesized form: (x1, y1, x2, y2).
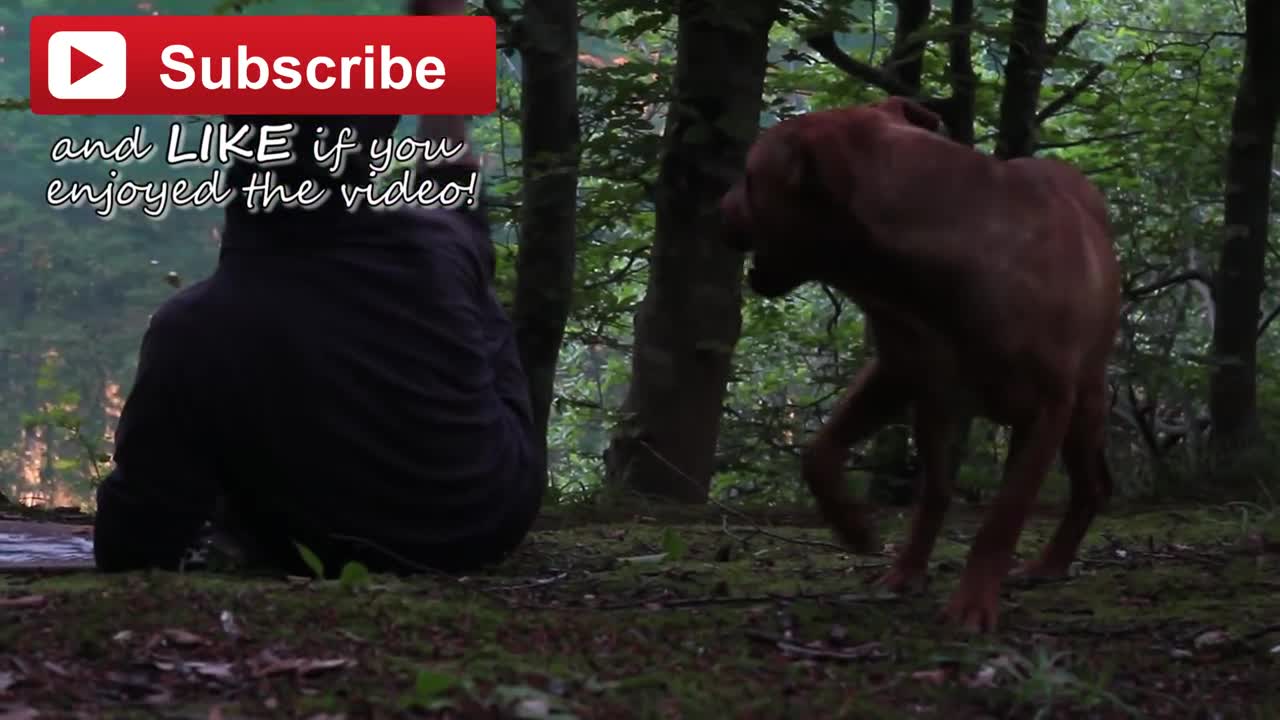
(805, 32, 924, 98)
(1124, 269, 1216, 301)
(1258, 303, 1280, 338)
(1038, 129, 1144, 149)
(1036, 62, 1106, 124)
(1045, 20, 1088, 64)
(482, 0, 513, 28)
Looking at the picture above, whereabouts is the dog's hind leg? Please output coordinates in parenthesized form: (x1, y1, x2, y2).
(1019, 380, 1111, 578)
(876, 400, 959, 593)
(802, 358, 910, 553)
(942, 396, 1074, 631)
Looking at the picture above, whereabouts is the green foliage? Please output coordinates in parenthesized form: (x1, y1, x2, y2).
(1, 0, 1275, 512)
(293, 542, 326, 579)
(659, 527, 687, 560)
(338, 561, 372, 591)
(408, 668, 458, 704)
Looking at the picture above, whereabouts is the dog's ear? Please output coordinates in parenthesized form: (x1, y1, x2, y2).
(877, 96, 944, 134)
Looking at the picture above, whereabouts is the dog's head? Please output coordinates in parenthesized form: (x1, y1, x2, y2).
(719, 97, 945, 298)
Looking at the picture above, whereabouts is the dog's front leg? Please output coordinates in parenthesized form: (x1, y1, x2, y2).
(802, 358, 909, 553)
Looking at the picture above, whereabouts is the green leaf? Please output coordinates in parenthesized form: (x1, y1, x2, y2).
(414, 669, 458, 699)
(660, 527, 688, 561)
(293, 542, 325, 579)
(338, 561, 371, 591)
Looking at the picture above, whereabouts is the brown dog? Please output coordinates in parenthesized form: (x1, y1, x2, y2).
(720, 97, 1122, 632)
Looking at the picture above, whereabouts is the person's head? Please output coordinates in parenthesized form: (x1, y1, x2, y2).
(221, 114, 402, 196)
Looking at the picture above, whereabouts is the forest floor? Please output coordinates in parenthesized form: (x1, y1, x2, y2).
(2, 500, 1279, 719)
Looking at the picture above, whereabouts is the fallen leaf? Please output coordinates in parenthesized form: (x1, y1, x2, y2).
(1194, 630, 1230, 649)
(967, 665, 998, 688)
(0, 705, 39, 720)
(162, 628, 209, 647)
(219, 610, 241, 638)
(0, 672, 16, 692)
(911, 669, 951, 685)
(154, 660, 237, 682)
(514, 698, 551, 718)
(336, 629, 367, 644)
(0, 596, 45, 610)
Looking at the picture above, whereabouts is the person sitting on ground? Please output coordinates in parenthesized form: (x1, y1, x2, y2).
(91, 112, 546, 577)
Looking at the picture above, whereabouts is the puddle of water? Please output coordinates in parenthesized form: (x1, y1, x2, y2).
(0, 531, 95, 567)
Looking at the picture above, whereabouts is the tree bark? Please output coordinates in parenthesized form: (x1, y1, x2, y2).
(867, 1, 933, 506)
(886, 0, 932, 90)
(935, 0, 979, 492)
(510, 0, 581, 470)
(994, 0, 1048, 159)
(410, 0, 481, 174)
(945, 0, 976, 147)
(605, 0, 781, 503)
(1208, 0, 1280, 469)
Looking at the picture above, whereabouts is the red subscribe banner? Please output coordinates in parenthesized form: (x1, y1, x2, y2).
(28, 15, 496, 116)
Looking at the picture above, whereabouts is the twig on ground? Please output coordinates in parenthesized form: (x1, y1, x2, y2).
(596, 590, 898, 611)
(489, 572, 570, 591)
(744, 629, 886, 662)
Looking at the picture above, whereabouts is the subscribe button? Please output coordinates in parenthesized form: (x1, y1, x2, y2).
(28, 14, 496, 115)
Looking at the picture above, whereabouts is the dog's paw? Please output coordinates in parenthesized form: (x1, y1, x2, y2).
(874, 565, 929, 595)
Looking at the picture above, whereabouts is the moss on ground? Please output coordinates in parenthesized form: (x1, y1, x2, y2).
(2, 503, 1279, 718)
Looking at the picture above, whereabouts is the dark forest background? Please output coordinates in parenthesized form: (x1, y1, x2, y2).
(1, 0, 1277, 515)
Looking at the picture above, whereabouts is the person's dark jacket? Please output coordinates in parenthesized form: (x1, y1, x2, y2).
(93, 194, 544, 576)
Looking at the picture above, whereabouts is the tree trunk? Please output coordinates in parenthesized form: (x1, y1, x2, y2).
(1208, 0, 1280, 475)
(887, 0, 932, 89)
(994, 0, 1048, 159)
(936, 0, 979, 492)
(605, 0, 781, 503)
(867, 1, 933, 506)
(945, 0, 977, 147)
(510, 0, 581, 471)
(873, 0, 981, 506)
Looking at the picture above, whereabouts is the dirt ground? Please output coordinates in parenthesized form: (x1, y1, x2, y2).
(2, 502, 1278, 719)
